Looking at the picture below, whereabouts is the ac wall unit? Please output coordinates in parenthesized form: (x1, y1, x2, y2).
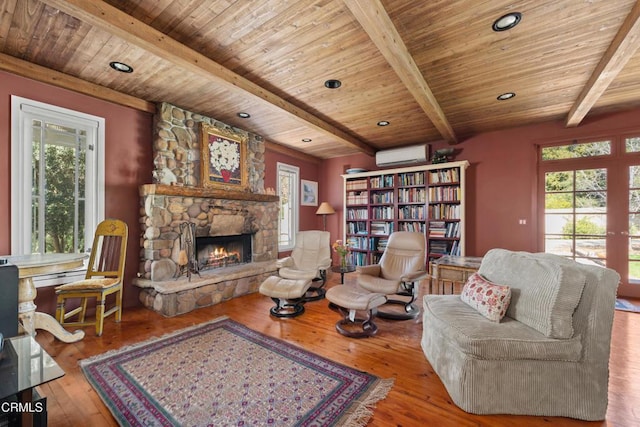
(375, 144, 429, 167)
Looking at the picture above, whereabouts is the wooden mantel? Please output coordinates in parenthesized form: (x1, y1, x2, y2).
(140, 184, 279, 202)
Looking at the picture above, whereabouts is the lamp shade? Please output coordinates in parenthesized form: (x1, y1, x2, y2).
(315, 202, 336, 215)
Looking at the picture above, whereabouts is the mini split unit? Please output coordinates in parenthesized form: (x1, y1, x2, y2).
(375, 144, 429, 167)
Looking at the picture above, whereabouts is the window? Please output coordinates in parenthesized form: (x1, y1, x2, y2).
(277, 163, 299, 251)
(11, 96, 105, 256)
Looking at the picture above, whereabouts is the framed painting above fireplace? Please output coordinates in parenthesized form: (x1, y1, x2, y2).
(200, 123, 248, 191)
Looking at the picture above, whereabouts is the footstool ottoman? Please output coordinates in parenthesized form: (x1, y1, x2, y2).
(325, 285, 387, 338)
(259, 276, 312, 318)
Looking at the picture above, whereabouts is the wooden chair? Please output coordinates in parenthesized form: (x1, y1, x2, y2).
(55, 219, 128, 336)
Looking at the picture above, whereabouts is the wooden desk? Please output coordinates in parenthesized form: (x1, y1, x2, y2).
(4, 254, 86, 343)
(429, 255, 483, 294)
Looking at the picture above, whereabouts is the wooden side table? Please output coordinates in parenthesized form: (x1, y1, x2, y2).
(429, 255, 483, 294)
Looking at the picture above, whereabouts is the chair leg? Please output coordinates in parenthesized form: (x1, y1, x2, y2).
(55, 297, 65, 324)
(115, 289, 123, 323)
(96, 297, 106, 336)
(79, 297, 88, 323)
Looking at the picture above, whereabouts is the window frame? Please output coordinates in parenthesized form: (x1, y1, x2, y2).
(10, 95, 105, 255)
(277, 162, 299, 251)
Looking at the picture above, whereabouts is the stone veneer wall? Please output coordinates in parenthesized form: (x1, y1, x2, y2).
(153, 101, 265, 192)
(138, 188, 279, 281)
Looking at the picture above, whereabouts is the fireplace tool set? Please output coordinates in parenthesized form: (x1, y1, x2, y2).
(176, 222, 200, 281)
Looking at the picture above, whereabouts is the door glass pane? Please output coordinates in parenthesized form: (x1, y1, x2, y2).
(544, 169, 607, 266)
(541, 140, 611, 160)
(629, 166, 640, 282)
(625, 136, 640, 153)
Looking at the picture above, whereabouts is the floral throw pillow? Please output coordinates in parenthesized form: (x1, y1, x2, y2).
(460, 272, 511, 322)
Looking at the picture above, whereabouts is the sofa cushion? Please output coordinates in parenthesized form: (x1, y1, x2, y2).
(478, 249, 586, 338)
(423, 295, 583, 361)
(460, 272, 511, 322)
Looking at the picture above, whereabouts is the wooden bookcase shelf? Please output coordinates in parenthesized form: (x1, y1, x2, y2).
(342, 160, 469, 266)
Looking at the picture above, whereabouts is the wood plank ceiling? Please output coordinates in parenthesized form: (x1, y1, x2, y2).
(2, 0, 640, 159)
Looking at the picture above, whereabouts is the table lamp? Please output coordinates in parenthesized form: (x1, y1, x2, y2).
(315, 202, 336, 231)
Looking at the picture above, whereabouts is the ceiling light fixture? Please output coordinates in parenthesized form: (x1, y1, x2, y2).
(377, 121, 390, 126)
(497, 92, 516, 100)
(301, 138, 312, 142)
(492, 12, 522, 32)
(324, 79, 342, 89)
(109, 61, 133, 73)
(237, 112, 251, 118)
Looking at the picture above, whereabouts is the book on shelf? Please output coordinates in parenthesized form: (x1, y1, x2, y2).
(370, 191, 394, 204)
(398, 171, 425, 186)
(346, 179, 368, 191)
(372, 206, 394, 219)
(371, 221, 393, 235)
(398, 222, 425, 233)
(346, 191, 368, 205)
(370, 175, 394, 188)
(428, 186, 460, 202)
(398, 187, 426, 203)
(347, 221, 368, 235)
(429, 168, 460, 184)
(347, 208, 368, 220)
(429, 204, 460, 220)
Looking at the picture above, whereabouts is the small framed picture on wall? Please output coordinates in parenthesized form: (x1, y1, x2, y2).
(301, 179, 318, 206)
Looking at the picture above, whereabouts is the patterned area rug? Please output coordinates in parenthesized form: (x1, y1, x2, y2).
(80, 317, 394, 426)
(615, 298, 640, 313)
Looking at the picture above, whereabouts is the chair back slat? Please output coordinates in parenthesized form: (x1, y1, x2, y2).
(85, 219, 128, 280)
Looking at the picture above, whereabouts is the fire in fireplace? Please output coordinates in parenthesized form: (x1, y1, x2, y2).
(195, 234, 252, 270)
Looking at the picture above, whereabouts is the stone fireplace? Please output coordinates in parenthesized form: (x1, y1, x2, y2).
(133, 102, 279, 317)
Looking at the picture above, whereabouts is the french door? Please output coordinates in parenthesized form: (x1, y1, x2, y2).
(539, 137, 640, 297)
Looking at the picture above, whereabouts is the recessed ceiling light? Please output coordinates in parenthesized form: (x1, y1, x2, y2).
(497, 92, 516, 100)
(492, 12, 522, 32)
(324, 79, 342, 89)
(302, 138, 312, 142)
(109, 61, 133, 73)
(377, 121, 390, 126)
(237, 112, 251, 118)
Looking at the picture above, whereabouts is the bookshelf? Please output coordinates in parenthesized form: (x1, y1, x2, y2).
(342, 160, 469, 266)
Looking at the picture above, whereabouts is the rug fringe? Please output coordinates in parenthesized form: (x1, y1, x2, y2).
(338, 377, 395, 427)
(79, 315, 229, 367)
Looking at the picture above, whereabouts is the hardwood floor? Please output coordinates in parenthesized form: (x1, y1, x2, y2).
(35, 273, 640, 427)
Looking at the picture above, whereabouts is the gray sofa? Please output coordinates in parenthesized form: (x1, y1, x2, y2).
(421, 249, 620, 420)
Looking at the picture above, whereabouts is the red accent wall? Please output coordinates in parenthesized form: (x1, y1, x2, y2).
(3, 69, 639, 304)
(0, 71, 154, 313)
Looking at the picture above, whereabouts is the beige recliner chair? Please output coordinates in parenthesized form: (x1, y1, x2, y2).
(357, 231, 428, 319)
(277, 230, 332, 301)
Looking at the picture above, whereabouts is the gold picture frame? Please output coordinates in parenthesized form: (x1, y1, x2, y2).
(200, 123, 248, 190)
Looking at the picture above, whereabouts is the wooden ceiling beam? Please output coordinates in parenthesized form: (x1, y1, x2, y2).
(344, 0, 458, 143)
(566, 0, 640, 127)
(41, 0, 376, 156)
(265, 141, 321, 164)
(0, 52, 156, 113)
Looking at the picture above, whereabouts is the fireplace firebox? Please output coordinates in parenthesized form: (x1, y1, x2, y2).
(195, 234, 252, 270)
